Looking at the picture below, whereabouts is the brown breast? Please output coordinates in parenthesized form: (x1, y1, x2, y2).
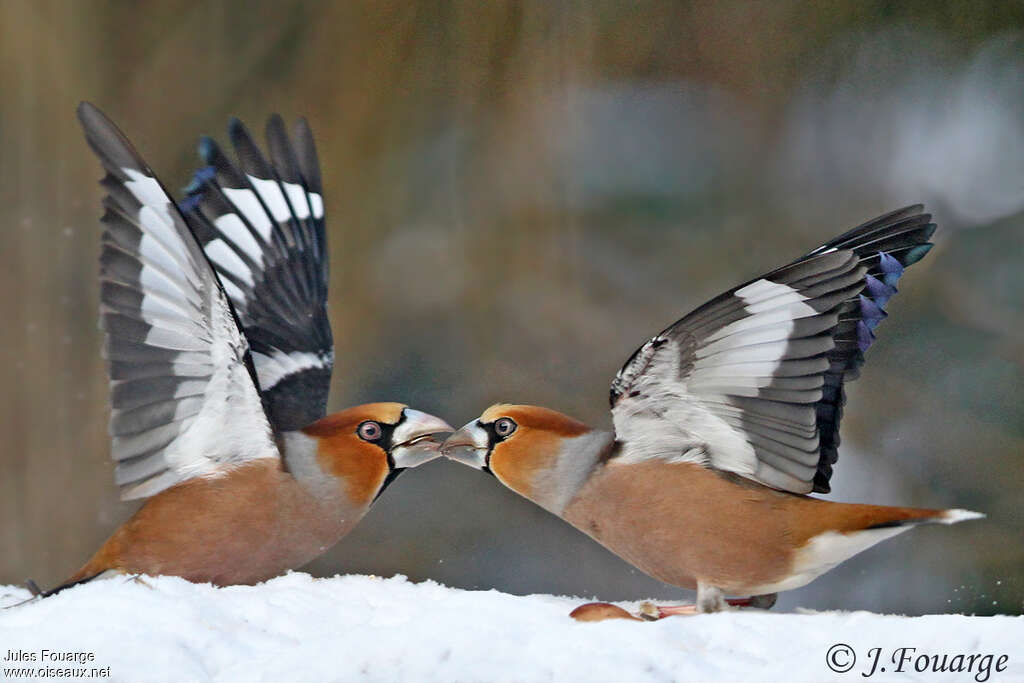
(562, 460, 805, 593)
(77, 459, 366, 586)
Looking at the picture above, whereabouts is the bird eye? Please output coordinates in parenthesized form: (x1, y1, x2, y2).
(357, 421, 383, 442)
(494, 417, 517, 437)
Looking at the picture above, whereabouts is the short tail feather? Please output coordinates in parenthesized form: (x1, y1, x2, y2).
(39, 571, 106, 598)
(783, 505, 984, 593)
(865, 508, 985, 530)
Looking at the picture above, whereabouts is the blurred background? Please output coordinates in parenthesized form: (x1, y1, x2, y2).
(1, 0, 1021, 616)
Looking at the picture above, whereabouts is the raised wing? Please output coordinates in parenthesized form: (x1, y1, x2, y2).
(610, 206, 935, 494)
(178, 116, 332, 432)
(79, 103, 279, 501)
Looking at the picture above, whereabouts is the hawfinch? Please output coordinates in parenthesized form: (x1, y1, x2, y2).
(444, 206, 982, 615)
(45, 104, 451, 595)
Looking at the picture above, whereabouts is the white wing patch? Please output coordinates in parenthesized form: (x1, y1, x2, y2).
(213, 213, 263, 264)
(612, 279, 830, 492)
(251, 349, 334, 391)
(178, 116, 335, 434)
(248, 176, 292, 223)
(158, 289, 277, 480)
(282, 181, 311, 220)
(205, 238, 254, 287)
(247, 175, 324, 224)
(610, 206, 938, 495)
(221, 187, 274, 240)
(612, 336, 759, 475)
(219, 276, 246, 304)
(124, 169, 180, 231)
(309, 192, 324, 220)
(103, 163, 280, 499)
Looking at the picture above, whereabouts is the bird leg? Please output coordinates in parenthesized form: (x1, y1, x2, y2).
(1, 580, 45, 609)
(2, 596, 39, 610)
(739, 593, 778, 609)
(641, 590, 778, 618)
(122, 574, 155, 590)
(696, 582, 729, 612)
(569, 591, 778, 622)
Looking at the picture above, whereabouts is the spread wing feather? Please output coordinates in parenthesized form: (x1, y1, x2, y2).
(611, 206, 935, 494)
(79, 103, 279, 501)
(178, 116, 332, 432)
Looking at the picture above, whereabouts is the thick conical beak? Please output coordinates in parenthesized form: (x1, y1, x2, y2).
(390, 409, 453, 469)
(440, 419, 490, 469)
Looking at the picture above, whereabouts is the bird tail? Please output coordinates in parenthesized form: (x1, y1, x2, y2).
(39, 573, 103, 598)
(862, 507, 985, 530)
(784, 504, 984, 592)
(800, 498, 986, 535)
(39, 551, 125, 598)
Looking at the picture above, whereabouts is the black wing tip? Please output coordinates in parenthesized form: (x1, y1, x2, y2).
(266, 113, 286, 133)
(230, 112, 288, 138)
(292, 117, 316, 151)
(875, 203, 927, 224)
(228, 116, 258, 153)
(844, 204, 927, 236)
(76, 102, 151, 176)
(227, 116, 247, 138)
(895, 202, 925, 216)
(904, 241, 934, 266)
(292, 117, 322, 193)
(198, 135, 219, 165)
(228, 116, 275, 177)
(264, 114, 304, 183)
(76, 101, 119, 144)
(294, 116, 313, 136)
(866, 204, 936, 239)
(809, 204, 936, 260)
(76, 100, 101, 123)
(817, 209, 936, 490)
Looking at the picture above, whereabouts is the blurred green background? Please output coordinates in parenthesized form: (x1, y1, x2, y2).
(1, 0, 1021, 615)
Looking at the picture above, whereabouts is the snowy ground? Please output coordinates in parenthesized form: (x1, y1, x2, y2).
(1, 574, 1020, 683)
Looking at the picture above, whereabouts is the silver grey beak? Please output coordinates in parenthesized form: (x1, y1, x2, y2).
(440, 420, 490, 469)
(390, 409, 454, 469)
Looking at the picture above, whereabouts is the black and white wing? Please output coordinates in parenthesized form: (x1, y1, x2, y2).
(177, 116, 332, 433)
(80, 103, 279, 501)
(610, 206, 935, 494)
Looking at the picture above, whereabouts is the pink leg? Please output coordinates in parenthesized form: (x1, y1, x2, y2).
(570, 593, 777, 622)
(652, 593, 777, 617)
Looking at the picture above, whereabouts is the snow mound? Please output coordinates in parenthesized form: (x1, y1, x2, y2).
(1, 574, 1020, 682)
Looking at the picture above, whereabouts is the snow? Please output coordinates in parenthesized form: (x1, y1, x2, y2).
(1, 573, 1020, 682)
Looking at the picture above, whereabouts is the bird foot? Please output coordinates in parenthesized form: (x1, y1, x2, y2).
(123, 574, 155, 590)
(640, 592, 778, 619)
(569, 592, 777, 622)
(736, 593, 777, 610)
(1, 580, 44, 609)
(646, 598, 747, 617)
(2, 597, 38, 610)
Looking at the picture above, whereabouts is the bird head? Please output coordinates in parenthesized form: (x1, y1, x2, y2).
(302, 403, 452, 504)
(442, 404, 611, 514)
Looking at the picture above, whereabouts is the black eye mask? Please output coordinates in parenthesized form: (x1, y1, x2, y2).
(479, 419, 514, 475)
(370, 415, 405, 501)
